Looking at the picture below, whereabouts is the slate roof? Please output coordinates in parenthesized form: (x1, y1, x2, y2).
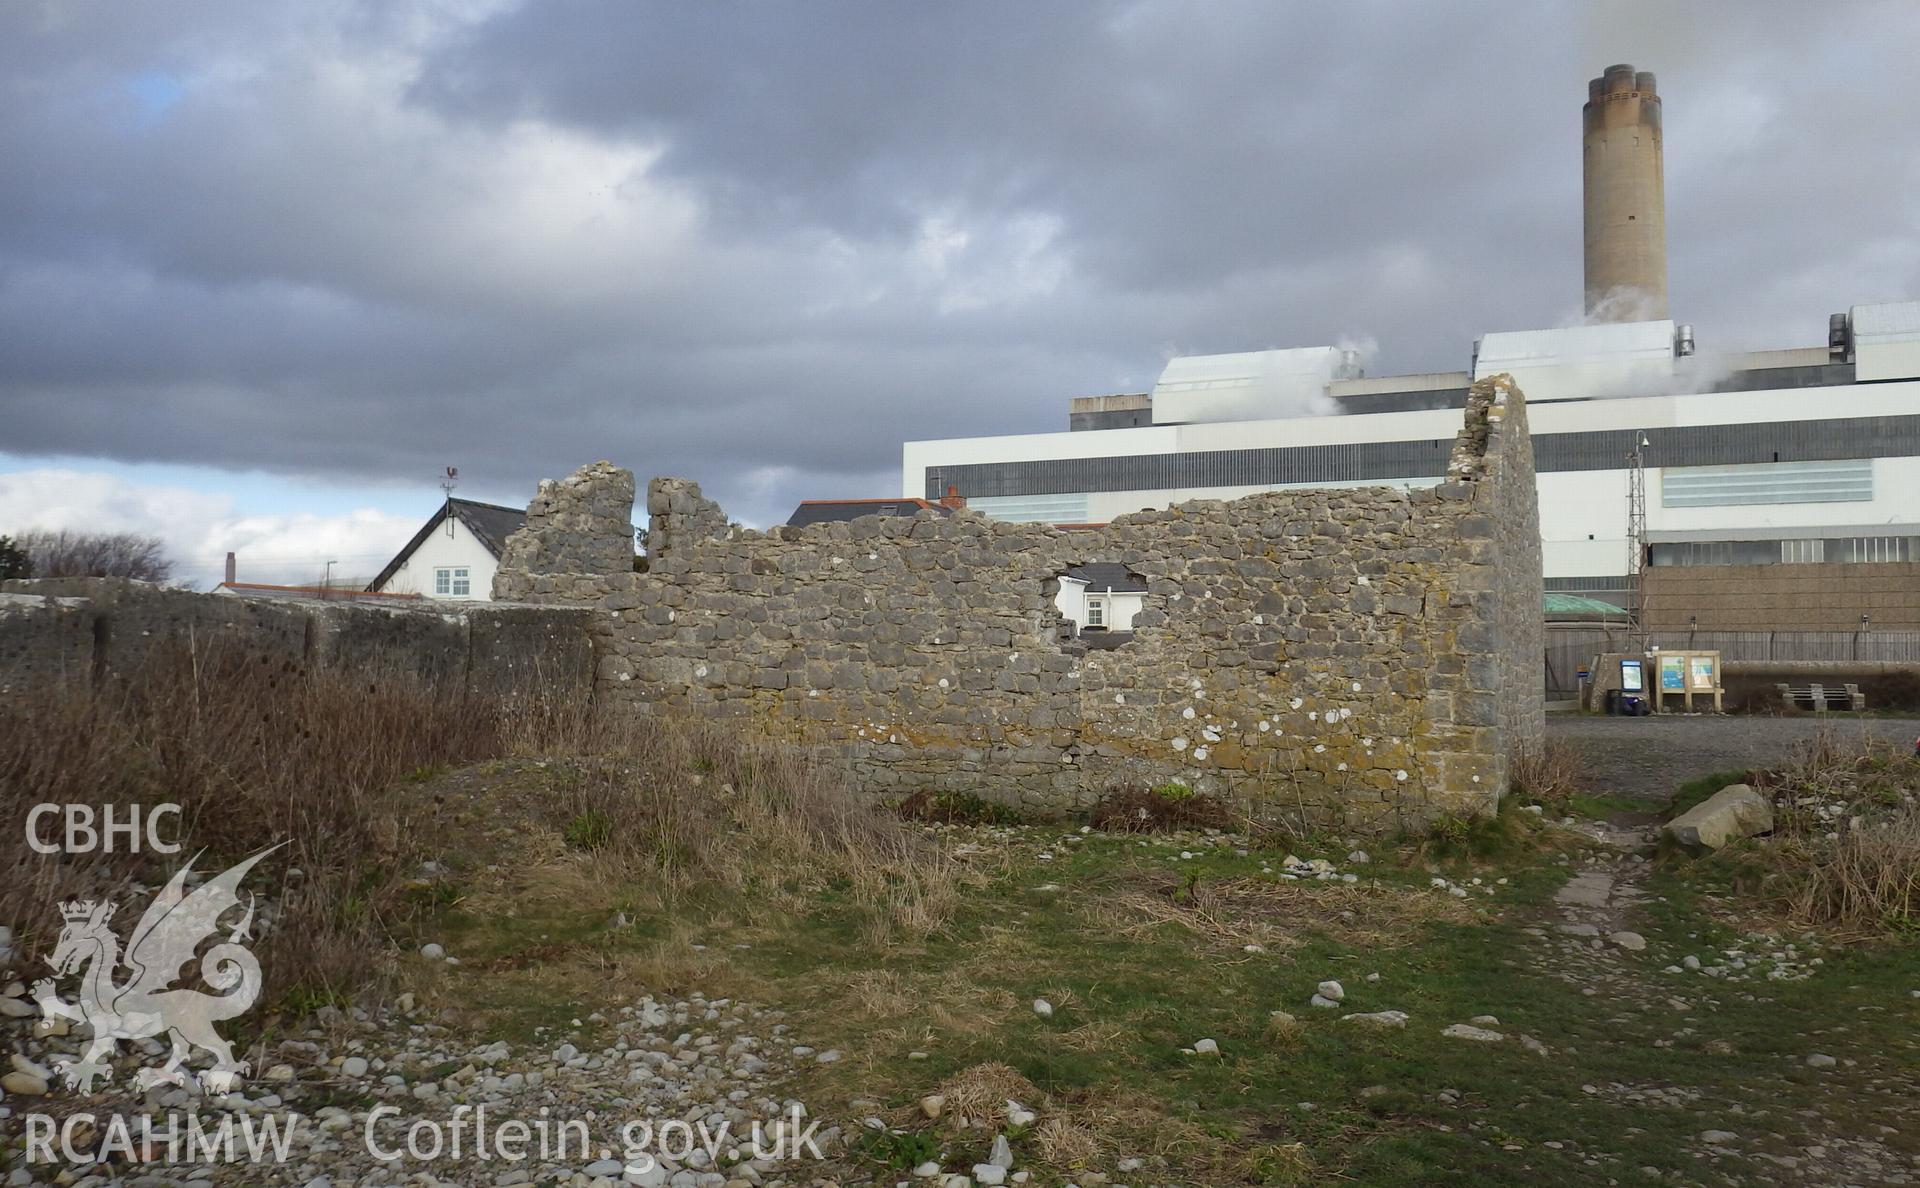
(366, 498, 527, 593)
(785, 499, 951, 528)
(1060, 562, 1148, 592)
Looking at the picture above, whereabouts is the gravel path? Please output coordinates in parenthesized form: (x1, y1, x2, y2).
(1545, 714, 1918, 807)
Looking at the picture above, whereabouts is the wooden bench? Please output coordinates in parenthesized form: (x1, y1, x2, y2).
(1775, 682, 1866, 712)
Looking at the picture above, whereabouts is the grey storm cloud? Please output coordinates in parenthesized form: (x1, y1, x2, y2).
(2, 0, 1917, 525)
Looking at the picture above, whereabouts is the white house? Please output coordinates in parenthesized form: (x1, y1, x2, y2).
(1054, 563, 1147, 637)
(366, 498, 527, 602)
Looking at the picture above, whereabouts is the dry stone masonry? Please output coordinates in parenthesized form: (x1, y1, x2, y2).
(496, 376, 1543, 827)
(492, 460, 638, 605)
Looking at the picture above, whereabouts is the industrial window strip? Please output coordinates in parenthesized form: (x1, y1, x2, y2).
(1648, 536, 1920, 567)
(967, 493, 1092, 523)
(924, 414, 1920, 501)
(1660, 458, 1873, 508)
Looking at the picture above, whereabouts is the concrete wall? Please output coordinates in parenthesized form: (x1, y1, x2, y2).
(1642, 561, 1920, 631)
(0, 578, 595, 701)
(497, 377, 1544, 827)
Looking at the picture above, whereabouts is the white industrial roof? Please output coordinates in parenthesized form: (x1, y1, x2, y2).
(1851, 300, 1920, 339)
(1473, 320, 1675, 372)
(1150, 347, 1345, 425)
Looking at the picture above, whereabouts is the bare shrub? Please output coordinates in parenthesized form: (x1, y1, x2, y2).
(1089, 782, 1233, 833)
(1724, 678, 1792, 715)
(18, 529, 173, 582)
(1763, 729, 1917, 827)
(1785, 807, 1920, 935)
(1508, 739, 1584, 810)
(0, 638, 586, 1001)
(1735, 730, 1920, 935)
(4, 636, 951, 1002)
(1860, 670, 1920, 712)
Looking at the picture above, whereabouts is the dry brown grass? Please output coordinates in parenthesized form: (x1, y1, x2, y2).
(3, 635, 958, 1007)
(1032, 1115, 1109, 1167)
(531, 723, 965, 945)
(0, 638, 586, 1000)
(1695, 730, 1920, 938)
(932, 1062, 1043, 1128)
(1784, 806, 1920, 936)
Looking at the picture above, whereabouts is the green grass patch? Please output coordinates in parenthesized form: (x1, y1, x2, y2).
(392, 770, 1920, 1186)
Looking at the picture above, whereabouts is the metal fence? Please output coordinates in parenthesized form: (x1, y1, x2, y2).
(1543, 627, 1920, 697)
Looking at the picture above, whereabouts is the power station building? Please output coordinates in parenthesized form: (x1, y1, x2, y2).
(900, 66, 1920, 631)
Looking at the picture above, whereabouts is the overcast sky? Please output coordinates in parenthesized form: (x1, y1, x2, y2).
(3, 1, 1917, 585)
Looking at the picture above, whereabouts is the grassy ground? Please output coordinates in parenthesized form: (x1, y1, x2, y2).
(388, 762, 1920, 1186)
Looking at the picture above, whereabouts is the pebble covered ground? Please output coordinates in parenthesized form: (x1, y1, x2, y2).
(1, 987, 853, 1187)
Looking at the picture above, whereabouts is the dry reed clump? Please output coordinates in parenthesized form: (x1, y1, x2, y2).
(1508, 738, 1585, 811)
(542, 721, 963, 944)
(5, 636, 948, 1004)
(1785, 807, 1920, 935)
(1731, 731, 1920, 937)
(0, 638, 590, 1002)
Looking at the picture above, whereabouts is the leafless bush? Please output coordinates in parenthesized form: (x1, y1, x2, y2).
(1725, 729, 1920, 935)
(1762, 729, 1917, 831)
(1785, 807, 1920, 935)
(0, 638, 589, 1000)
(3, 635, 950, 1000)
(18, 529, 174, 582)
(1508, 739, 1585, 810)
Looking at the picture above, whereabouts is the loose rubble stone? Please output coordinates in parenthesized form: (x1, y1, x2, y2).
(1341, 1010, 1409, 1030)
(1665, 785, 1774, 851)
(1441, 1023, 1505, 1043)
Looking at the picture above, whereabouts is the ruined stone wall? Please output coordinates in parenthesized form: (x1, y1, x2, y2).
(1476, 381, 1546, 760)
(0, 579, 595, 703)
(491, 461, 637, 605)
(497, 377, 1543, 826)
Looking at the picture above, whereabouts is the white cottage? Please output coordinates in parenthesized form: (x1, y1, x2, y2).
(366, 498, 527, 602)
(1055, 563, 1148, 638)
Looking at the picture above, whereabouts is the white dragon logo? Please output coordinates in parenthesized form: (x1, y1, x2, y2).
(33, 845, 281, 1095)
